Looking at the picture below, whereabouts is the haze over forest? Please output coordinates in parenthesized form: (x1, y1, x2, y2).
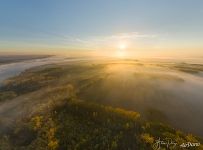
(0, 0, 203, 149)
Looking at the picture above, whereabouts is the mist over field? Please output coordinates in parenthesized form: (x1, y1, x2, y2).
(76, 59, 203, 136)
(0, 55, 203, 150)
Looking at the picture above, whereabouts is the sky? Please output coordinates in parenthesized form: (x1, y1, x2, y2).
(0, 0, 203, 57)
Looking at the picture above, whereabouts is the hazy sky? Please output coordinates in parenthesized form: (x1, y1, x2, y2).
(0, 0, 203, 57)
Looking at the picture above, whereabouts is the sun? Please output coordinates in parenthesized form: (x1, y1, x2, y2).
(118, 43, 127, 50)
(115, 43, 128, 58)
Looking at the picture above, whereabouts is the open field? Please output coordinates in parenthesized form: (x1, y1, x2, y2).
(0, 58, 203, 149)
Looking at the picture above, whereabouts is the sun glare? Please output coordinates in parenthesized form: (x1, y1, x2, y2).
(118, 43, 127, 50)
(115, 42, 127, 58)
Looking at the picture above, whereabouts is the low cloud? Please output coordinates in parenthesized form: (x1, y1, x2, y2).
(67, 32, 157, 49)
(0, 31, 157, 50)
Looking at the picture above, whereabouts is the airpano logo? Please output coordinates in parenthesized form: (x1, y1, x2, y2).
(180, 142, 200, 148)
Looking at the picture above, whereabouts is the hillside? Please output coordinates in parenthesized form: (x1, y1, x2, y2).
(0, 60, 202, 150)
